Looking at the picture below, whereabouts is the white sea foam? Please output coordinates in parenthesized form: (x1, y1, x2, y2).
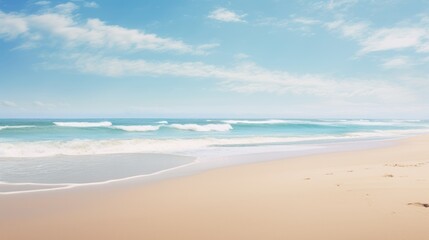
(0, 125, 35, 131)
(2, 128, 427, 158)
(0, 136, 333, 158)
(111, 125, 160, 132)
(157, 121, 168, 124)
(53, 121, 112, 127)
(169, 123, 232, 132)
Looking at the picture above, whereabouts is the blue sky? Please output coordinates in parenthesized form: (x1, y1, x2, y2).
(1, 0, 429, 118)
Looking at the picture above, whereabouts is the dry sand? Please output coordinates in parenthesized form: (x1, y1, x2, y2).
(1, 135, 429, 240)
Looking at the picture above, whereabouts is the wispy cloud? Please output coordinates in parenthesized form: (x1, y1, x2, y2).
(313, 0, 358, 11)
(70, 54, 412, 102)
(33, 101, 55, 107)
(34, 1, 50, 6)
(0, 100, 17, 107)
(255, 16, 321, 35)
(233, 53, 250, 60)
(208, 8, 246, 23)
(84, 1, 98, 8)
(382, 56, 410, 69)
(359, 27, 427, 54)
(53, 2, 79, 14)
(325, 19, 369, 39)
(324, 15, 429, 55)
(292, 17, 320, 25)
(0, 3, 214, 54)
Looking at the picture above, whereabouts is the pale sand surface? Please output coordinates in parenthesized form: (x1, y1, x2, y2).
(1, 135, 429, 240)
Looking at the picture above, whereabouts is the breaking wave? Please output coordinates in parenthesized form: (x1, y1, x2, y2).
(1, 128, 427, 158)
(111, 125, 161, 132)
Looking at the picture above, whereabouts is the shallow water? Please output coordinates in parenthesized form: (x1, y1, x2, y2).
(0, 153, 194, 184)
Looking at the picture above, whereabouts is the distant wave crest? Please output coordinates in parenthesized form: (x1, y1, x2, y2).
(53, 121, 113, 127)
(0, 125, 35, 131)
(222, 120, 289, 124)
(169, 123, 232, 132)
(111, 125, 160, 132)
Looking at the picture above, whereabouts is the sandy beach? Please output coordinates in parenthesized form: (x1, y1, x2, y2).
(1, 135, 428, 240)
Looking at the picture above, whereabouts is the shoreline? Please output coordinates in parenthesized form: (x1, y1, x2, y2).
(1, 134, 429, 239)
(0, 136, 396, 195)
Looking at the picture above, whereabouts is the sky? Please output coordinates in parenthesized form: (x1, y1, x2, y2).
(0, 0, 429, 118)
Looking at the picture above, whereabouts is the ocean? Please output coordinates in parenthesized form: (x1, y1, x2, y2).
(1, 118, 428, 193)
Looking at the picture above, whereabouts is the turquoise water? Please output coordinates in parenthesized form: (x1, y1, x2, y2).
(1, 118, 429, 190)
(0, 119, 428, 158)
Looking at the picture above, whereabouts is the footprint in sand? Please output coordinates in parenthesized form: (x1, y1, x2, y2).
(408, 202, 429, 208)
(385, 162, 427, 168)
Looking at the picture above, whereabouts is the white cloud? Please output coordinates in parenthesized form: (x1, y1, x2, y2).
(359, 27, 426, 54)
(84, 1, 98, 8)
(0, 4, 214, 54)
(70, 54, 412, 102)
(0, 100, 17, 107)
(208, 8, 246, 23)
(382, 56, 410, 69)
(0, 11, 28, 39)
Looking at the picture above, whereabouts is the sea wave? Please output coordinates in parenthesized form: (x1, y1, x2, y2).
(169, 124, 232, 132)
(221, 119, 426, 127)
(53, 121, 113, 127)
(222, 120, 289, 124)
(157, 121, 168, 124)
(1, 128, 426, 158)
(111, 125, 160, 132)
(220, 119, 348, 126)
(334, 120, 403, 126)
(0, 125, 36, 131)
